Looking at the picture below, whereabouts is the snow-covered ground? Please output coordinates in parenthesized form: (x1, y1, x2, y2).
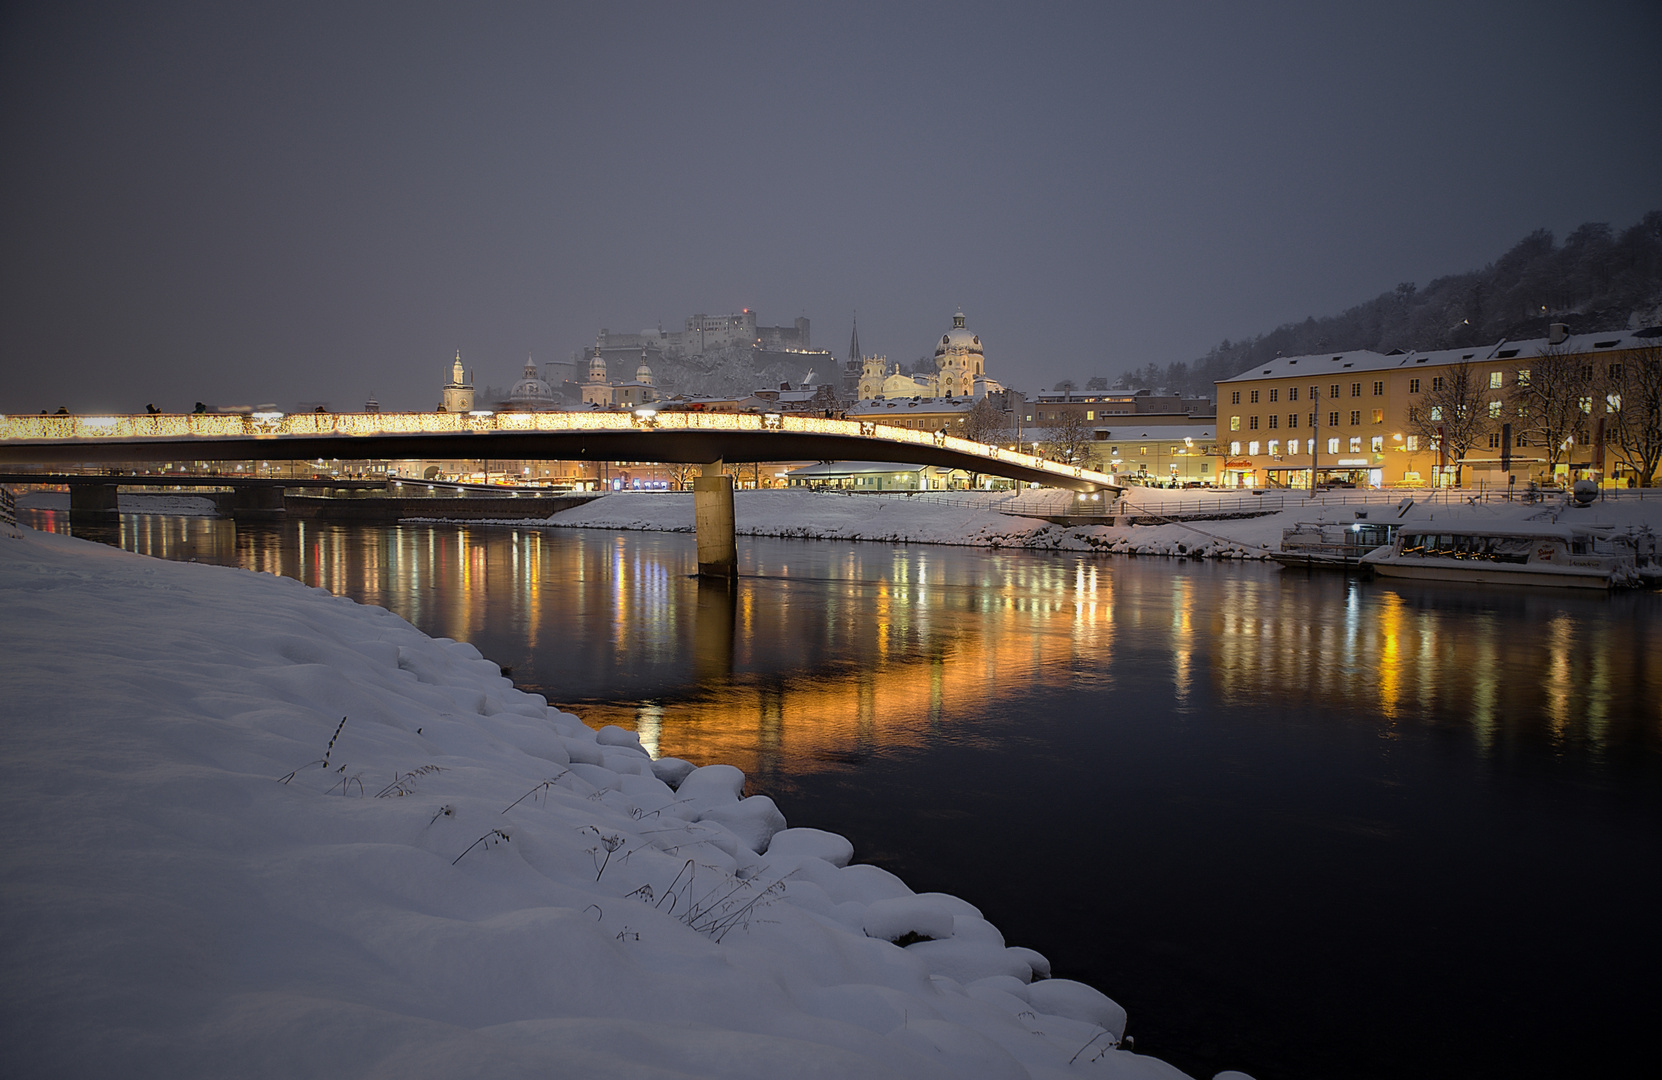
(0, 524, 1204, 1080)
(532, 488, 1662, 562)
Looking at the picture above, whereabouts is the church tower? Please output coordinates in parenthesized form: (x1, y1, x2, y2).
(440, 350, 474, 413)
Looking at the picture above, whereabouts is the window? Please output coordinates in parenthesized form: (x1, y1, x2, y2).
(1349, 437, 1362, 453)
(1608, 393, 1622, 412)
(1349, 410, 1361, 426)
(1268, 414, 1278, 429)
(1248, 440, 1260, 455)
(1269, 388, 1279, 402)
(1289, 439, 1301, 455)
(1373, 381, 1384, 396)
(1579, 396, 1593, 414)
(1289, 387, 1299, 402)
(1369, 435, 1382, 452)
(1430, 406, 1443, 421)
(1516, 370, 1530, 387)
(1024, 414, 1032, 422)
(1329, 383, 1340, 399)
(1409, 378, 1420, 393)
(1351, 382, 1362, 397)
(1230, 416, 1240, 431)
(1371, 409, 1383, 424)
(1488, 401, 1501, 418)
(1268, 439, 1280, 455)
(1609, 363, 1624, 379)
(1516, 433, 1528, 447)
(1170, 446, 1181, 455)
(1085, 410, 1095, 420)
(1250, 390, 1260, 403)
(1408, 406, 1418, 421)
(1327, 437, 1340, 454)
(1580, 365, 1593, 381)
(1249, 416, 1259, 430)
(1230, 391, 1240, 405)
(1432, 376, 1444, 391)
(1329, 411, 1340, 427)
(1288, 413, 1298, 428)
(1200, 462, 1210, 473)
(1489, 371, 1503, 389)
(1406, 435, 1419, 451)
(1487, 433, 1501, 449)
(1230, 441, 1241, 454)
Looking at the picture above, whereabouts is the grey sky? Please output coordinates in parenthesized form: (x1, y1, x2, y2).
(3, 0, 1659, 414)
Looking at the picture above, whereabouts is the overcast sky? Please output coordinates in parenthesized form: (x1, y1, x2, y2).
(3, 0, 1659, 413)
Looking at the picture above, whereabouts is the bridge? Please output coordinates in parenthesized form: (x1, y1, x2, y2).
(0, 410, 1119, 577)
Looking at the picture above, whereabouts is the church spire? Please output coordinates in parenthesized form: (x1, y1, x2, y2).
(848, 314, 861, 363)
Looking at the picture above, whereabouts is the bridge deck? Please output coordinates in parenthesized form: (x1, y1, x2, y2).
(0, 411, 1119, 492)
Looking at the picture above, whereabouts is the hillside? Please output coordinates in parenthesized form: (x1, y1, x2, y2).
(1117, 212, 1662, 399)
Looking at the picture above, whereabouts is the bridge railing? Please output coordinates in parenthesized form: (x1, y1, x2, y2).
(0, 410, 1119, 490)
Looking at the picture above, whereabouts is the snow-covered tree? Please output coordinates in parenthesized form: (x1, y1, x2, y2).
(1405, 361, 1495, 486)
(1507, 345, 1588, 481)
(1599, 344, 1662, 486)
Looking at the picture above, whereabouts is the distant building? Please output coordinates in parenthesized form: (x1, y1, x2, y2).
(439, 352, 474, 413)
(579, 345, 659, 409)
(592, 310, 813, 359)
(503, 356, 559, 411)
(857, 309, 1005, 401)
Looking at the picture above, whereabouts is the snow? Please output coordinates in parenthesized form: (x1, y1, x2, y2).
(0, 524, 1211, 1080)
(527, 487, 1662, 563)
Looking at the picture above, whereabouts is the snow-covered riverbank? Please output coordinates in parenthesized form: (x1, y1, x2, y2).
(0, 525, 1206, 1080)
(535, 488, 1662, 562)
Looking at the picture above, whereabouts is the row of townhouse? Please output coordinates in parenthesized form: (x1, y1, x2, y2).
(1212, 326, 1661, 489)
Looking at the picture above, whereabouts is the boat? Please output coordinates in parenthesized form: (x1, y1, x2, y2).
(1270, 519, 1399, 570)
(1359, 523, 1640, 589)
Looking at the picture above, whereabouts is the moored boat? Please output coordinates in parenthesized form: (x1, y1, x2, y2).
(1360, 524, 1640, 589)
(1270, 519, 1399, 570)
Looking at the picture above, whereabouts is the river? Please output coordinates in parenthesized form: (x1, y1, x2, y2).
(27, 508, 1662, 1080)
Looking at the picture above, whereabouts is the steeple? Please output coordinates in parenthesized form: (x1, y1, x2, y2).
(953, 308, 966, 330)
(848, 315, 862, 363)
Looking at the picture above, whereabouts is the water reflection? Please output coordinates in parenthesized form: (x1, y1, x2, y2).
(31, 508, 1661, 776)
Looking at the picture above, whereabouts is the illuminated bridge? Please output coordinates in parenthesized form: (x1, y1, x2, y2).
(0, 409, 1119, 576)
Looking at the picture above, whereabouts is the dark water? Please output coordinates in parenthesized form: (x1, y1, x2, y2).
(28, 509, 1662, 1079)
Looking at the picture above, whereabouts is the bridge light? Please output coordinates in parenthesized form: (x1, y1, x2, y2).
(251, 411, 284, 422)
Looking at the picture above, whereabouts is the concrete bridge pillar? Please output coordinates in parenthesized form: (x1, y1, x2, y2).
(69, 482, 121, 522)
(231, 483, 287, 522)
(693, 462, 737, 580)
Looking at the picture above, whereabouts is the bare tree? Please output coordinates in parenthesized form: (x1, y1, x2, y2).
(961, 396, 1009, 445)
(1404, 361, 1495, 486)
(1598, 344, 1662, 487)
(665, 461, 699, 490)
(1040, 410, 1097, 468)
(1508, 345, 1588, 482)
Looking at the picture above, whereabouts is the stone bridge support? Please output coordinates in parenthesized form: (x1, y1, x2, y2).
(231, 483, 286, 522)
(692, 462, 737, 580)
(68, 482, 120, 523)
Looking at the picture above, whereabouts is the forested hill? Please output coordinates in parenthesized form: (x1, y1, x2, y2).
(1121, 212, 1662, 400)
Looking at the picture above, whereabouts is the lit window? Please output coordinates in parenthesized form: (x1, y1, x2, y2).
(1370, 436, 1383, 452)
(1489, 371, 1503, 389)
(1407, 435, 1418, 451)
(1488, 401, 1502, 418)
(1430, 406, 1443, 421)
(1607, 393, 1622, 412)
(1516, 370, 1530, 386)
(1085, 410, 1095, 420)
(1230, 441, 1241, 454)
(1579, 396, 1593, 414)
(1248, 440, 1260, 455)
(1230, 416, 1241, 431)
(1349, 437, 1362, 453)
(1268, 439, 1280, 455)
(1140, 446, 1149, 454)
(1288, 439, 1300, 455)
(1372, 409, 1383, 424)
(1327, 437, 1340, 454)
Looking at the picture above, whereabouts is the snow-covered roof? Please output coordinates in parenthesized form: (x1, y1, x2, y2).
(785, 461, 943, 476)
(846, 397, 977, 416)
(1219, 327, 1660, 384)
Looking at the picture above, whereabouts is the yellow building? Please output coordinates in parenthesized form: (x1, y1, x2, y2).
(1213, 327, 1659, 489)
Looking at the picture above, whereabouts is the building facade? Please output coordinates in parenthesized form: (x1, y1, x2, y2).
(439, 352, 474, 413)
(1213, 326, 1661, 489)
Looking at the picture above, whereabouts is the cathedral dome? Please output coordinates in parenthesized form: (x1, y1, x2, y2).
(933, 309, 983, 358)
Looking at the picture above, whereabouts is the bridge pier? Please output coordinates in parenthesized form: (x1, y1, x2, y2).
(692, 462, 737, 580)
(231, 483, 286, 522)
(68, 482, 121, 523)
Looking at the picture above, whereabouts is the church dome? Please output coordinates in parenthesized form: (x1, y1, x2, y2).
(933, 309, 983, 358)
